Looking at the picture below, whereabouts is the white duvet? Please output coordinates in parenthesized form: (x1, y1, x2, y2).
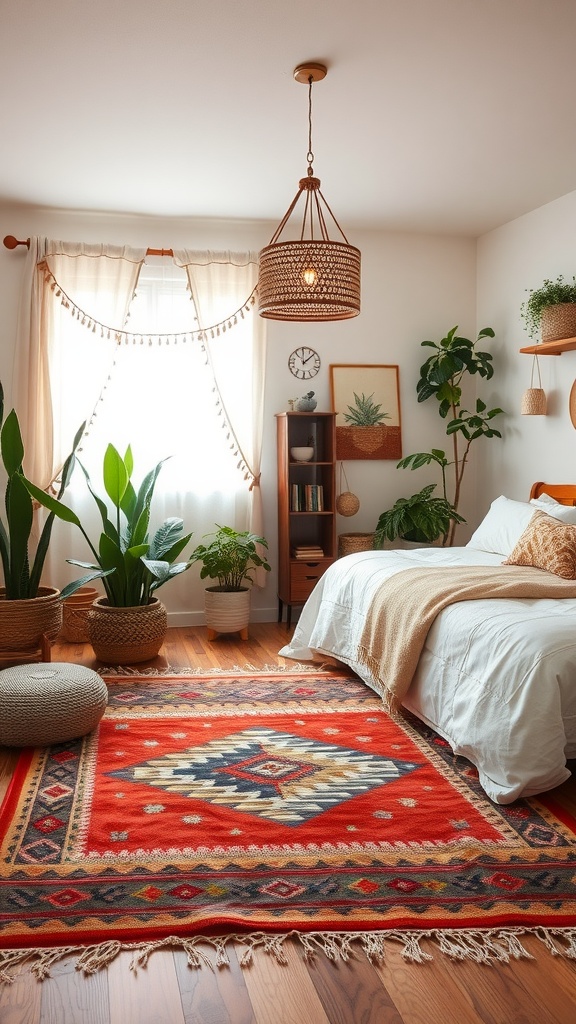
(279, 547, 576, 804)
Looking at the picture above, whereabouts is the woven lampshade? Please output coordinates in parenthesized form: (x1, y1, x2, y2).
(259, 237, 361, 321)
(258, 64, 361, 323)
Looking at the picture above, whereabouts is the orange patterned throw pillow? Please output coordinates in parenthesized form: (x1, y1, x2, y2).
(503, 510, 576, 578)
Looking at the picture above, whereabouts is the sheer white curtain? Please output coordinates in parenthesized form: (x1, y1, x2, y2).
(173, 249, 266, 552)
(13, 241, 267, 620)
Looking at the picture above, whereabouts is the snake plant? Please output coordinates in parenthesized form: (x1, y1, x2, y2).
(0, 381, 84, 599)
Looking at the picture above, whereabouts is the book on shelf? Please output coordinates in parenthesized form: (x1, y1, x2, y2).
(292, 545, 324, 560)
(290, 483, 324, 512)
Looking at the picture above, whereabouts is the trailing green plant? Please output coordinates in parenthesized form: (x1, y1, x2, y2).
(343, 392, 391, 427)
(190, 525, 271, 591)
(24, 443, 193, 605)
(387, 326, 503, 546)
(521, 274, 576, 340)
(0, 381, 84, 599)
(374, 484, 465, 546)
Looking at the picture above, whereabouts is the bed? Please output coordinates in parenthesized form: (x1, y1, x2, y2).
(279, 483, 576, 804)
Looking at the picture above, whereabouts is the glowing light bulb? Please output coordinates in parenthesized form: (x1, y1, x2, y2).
(302, 265, 318, 287)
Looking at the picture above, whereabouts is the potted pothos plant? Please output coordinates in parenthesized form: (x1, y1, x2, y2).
(520, 274, 576, 342)
(0, 380, 84, 661)
(190, 525, 271, 639)
(376, 326, 504, 548)
(26, 443, 194, 664)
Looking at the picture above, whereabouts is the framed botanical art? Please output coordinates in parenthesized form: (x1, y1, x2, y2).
(330, 364, 402, 460)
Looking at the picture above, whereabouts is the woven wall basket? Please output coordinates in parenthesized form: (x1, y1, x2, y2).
(336, 491, 360, 516)
(338, 532, 375, 558)
(0, 586, 62, 657)
(541, 303, 576, 342)
(87, 597, 167, 664)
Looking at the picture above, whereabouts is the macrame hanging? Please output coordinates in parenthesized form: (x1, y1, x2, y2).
(335, 462, 360, 516)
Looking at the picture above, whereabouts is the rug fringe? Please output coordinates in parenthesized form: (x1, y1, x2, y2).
(2, 927, 576, 984)
(98, 662, 335, 676)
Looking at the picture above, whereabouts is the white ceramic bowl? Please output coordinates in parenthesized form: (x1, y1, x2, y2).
(290, 446, 314, 462)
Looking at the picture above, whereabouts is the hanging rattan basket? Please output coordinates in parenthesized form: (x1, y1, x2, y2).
(338, 533, 375, 558)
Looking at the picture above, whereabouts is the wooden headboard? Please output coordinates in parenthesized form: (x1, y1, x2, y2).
(530, 482, 576, 506)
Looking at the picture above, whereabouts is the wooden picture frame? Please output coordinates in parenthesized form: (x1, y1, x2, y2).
(329, 364, 402, 460)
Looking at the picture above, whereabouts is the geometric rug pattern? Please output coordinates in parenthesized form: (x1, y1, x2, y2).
(2, 670, 576, 979)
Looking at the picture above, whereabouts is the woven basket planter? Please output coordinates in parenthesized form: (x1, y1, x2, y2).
(0, 586, 62, 661)
(338, 533, 375, 557)
(541, 303, 576, 342)
(60, 587, 100, 643)
(87, 597, 167, 664)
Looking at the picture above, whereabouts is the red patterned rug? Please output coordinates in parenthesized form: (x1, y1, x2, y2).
(1, 668, 576, 982)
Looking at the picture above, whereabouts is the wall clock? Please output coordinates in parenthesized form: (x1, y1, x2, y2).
(288, 346, 321, 380)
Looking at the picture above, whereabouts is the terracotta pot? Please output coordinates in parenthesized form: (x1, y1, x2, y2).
(87, 597, 167, 664)
(0, 586, 62, 661)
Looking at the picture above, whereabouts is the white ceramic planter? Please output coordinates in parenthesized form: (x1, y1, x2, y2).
(204, 586, 251, 639)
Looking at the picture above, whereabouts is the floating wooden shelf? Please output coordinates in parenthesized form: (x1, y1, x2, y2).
(519, 337, 576, 355)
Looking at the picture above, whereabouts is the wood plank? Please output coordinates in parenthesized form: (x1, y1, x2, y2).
(39, 953, 110, 1024)
(107, 949, 185, 1024)
(240, 939, 331, 1024)
(173, 942, 256, 1024)
(0, 966, 42, 1024)
(305, 947, 404, 1023)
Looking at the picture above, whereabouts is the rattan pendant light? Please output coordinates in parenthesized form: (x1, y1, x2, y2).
(258, 63, 361, 322)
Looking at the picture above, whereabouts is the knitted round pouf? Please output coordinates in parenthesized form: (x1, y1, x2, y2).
(0, 662, 108, 747)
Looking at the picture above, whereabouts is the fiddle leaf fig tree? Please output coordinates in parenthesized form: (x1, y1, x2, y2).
(397, 326, 504, 547)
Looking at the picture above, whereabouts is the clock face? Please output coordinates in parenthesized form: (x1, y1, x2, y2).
(288, 346, 321, 380)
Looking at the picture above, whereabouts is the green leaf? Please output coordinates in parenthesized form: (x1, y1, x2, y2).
(1, 410, 24, 476)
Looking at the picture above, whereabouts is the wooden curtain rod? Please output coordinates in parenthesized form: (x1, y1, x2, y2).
(3, 235, 174, 257)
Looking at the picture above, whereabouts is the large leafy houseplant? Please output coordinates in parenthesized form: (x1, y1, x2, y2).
(26, 443, 193, 606)
(374, 484, 465, 546)
(190, 525, 271, 591)
(0, 381, 84, 599)
(378, 326, 503, 548)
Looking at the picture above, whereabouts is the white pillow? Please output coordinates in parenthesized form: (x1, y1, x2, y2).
(466, 496, 535, 556)
(530, 492, 576, 524)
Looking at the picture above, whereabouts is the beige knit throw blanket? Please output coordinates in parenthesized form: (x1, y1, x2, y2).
(356, 564, 576, 711)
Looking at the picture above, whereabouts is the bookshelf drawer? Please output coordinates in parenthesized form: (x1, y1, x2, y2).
(290, 559, 333, 600)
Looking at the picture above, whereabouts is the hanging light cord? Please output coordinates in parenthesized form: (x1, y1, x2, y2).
(306, 75, 315, 177)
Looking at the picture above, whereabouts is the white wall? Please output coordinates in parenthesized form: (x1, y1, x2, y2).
(476, 189, 576, 515)
(0, 203, 477, 621)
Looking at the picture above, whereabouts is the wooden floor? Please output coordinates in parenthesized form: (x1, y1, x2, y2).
(1, 622, 576, 1024)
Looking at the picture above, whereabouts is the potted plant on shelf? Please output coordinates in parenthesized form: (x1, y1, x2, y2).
(190, 525, 271, 640)
(521, 274, 576, 343)
(377, 326, 503, 547)
(374, 484, 464, 547)
(0, 381, 84, 663)
(26, 442, 194, 664)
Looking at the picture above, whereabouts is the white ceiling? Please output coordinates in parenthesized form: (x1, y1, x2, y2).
(2, 0, 576, 238)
